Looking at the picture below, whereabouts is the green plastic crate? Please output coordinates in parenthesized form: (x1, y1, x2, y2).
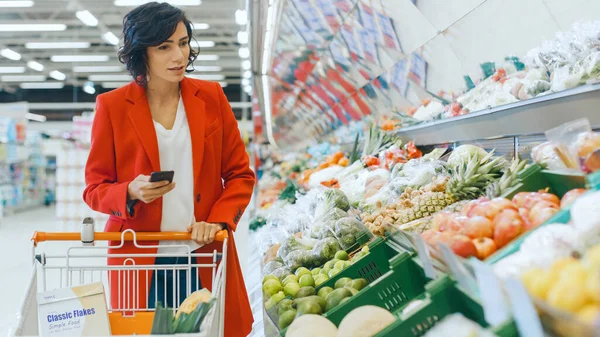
(314, 236, 403, 291)
(322, 252, 430, 326)
(541, 170, 587, 196)
(375, 276, 518, 337)
(275, 237, 404, 335)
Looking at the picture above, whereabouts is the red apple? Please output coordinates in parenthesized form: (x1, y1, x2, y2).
(449, 234, 478, 258)
(493, 209, 525, 248)
(535, 191, 560, 207)
(460, 216, 494, 239)
(483, 198, 517, 220)
(460, 200, 479, 217)
(472, 237, 498, 260)
(421, 229, 439, 244)
(466, 201, 490, 218)
(512, 192, 539, 208)
(560, 188, 587, 208)
(529, 206, 559, 228)
(431, 212, 458, 231)
(518, 207, 534, 230)
(439, 215, 467, 233)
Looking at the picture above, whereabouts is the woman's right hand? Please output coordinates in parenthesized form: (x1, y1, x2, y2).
(127, 174, 175, 203)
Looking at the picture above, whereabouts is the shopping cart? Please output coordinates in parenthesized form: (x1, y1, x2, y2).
(10, 228, 228, 337)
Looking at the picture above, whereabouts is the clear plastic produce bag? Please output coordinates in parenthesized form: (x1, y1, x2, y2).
(332, 216, 374, 250)
(310, 237, 341, 266)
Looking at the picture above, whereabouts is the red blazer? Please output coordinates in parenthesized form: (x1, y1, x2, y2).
(83, 77, 255, 337)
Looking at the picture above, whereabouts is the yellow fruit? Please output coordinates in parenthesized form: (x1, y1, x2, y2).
(547, 278, 589, 313)
(586, 271, 600, 303)
(585, 244, 600, 270)
(521, 269, 554, 300)
(550, 257, 579, 277)
(576, 304, 600, 325)
(176, 288, 212, 318)
(558, 260, 589, 282)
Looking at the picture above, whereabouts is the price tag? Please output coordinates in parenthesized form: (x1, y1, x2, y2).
(504, 278, 545, 337)
(411, 233, 437, 279)
(438, 243, 476, 294)
(470, 259, 510, 326)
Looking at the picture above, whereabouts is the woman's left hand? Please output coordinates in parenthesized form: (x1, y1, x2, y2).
(187, 222, 223, 245)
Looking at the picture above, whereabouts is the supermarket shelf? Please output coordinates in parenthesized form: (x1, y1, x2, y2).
(396, 83, 600, 146)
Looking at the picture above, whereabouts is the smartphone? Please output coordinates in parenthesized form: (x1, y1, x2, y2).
(149, 170, 175, 183)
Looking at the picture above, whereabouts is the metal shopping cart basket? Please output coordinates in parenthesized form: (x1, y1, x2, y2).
(10, 227, 228, 337)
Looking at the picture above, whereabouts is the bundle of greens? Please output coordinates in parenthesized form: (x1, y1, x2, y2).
(150, 298, 215, 334)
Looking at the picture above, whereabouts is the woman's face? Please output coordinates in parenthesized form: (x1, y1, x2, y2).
(146, 21, 190, 85)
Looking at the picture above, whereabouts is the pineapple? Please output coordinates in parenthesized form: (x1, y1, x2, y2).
(484, 157, 527, 199)
(393, 151, 505, 225)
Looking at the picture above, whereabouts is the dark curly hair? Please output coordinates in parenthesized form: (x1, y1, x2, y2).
(117, 2, 198, 87)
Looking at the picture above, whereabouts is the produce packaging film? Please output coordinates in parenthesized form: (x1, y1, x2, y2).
(36, 282, 111, 337)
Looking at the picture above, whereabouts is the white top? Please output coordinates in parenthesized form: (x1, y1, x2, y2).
(154, 95, 199, 254)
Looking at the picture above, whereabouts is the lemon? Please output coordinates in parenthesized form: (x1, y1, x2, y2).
(547, 277, 589, 313)
(576, 304, 600, 325)
(585, 271, 600, 303)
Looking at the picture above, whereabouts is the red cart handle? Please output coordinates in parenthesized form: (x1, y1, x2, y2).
(31, 230, 228, 247)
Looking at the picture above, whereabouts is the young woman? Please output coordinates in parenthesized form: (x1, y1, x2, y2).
(83, 2, 255, 337)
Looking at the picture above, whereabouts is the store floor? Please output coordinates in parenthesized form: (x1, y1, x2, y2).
(0, 207, 59, 335)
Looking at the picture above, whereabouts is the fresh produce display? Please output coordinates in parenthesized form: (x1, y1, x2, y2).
(266, 264, 369, 330)
(252, 113, 600, 337)
(392, 21, 600, 129)
(420, 189, 564, 259)
(421, 313, 498, 337)
(361, 146, 508, 236)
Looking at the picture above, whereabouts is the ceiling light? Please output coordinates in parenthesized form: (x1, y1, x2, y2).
(20, 82, 64, 89)
(190, 40, 215, 48)
(188, 74, 225, 81)
(196, 55, 219, 61)
(235, 9, 247, 25)
(73, 66, 123, 73)
(241, 78, 250, 86)
(101, 82, 129, 89)
(191, 22, 209, 30)
(102, 32, 119, 46)
(51, 55, 110, 62)
(76, 10, 98, 27)
(243, 70, 252, 79)
(83, 82, 96, 95)
(242, 60, 251, 70)
(0, 48, 21, 61)
(0, 67, 25, 74)
(26, 112, 47, 122)
(0, 24, 66, 32)
(243, 85, 252, 94)
(0, 1, 34, 7)
(27, 61, 44, 71)
(88, 74, 130, 81)
(1, 75, 45, 82)
(26, 41, 91, 49)
(239, 47, 250, 59)
(49, 70, 66, 81)
(219, 82, 228, 87)
(193, 65, 222, 72)
(237, 31, 248, 44)
(114, 0, 200, 5)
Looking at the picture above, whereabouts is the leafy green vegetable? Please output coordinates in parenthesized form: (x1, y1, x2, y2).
(172, 298, 215, 333)
(150, 302, 173, 335)
(249, 216, 267, 232)
(279, 180, 299, 204)
(323, 189, 350, 212)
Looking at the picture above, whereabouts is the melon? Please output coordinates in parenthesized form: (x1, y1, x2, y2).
(285, 314, 337, 337)
(336, 305, 396, 337)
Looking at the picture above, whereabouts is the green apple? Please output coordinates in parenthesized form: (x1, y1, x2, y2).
(299, 274, 315, 288)
(318, 286, 334, 299)
(362, 245, 369, 254)
(334, 250, 349, 261)
(264, 297, 277, 310)
(295, 267, 311, 277)
(334, 260, 346, 270)
(262, 279, 282, 299)
(343, 261, 352, 269)
(271, 291, 286, 304)
(262, 274, 279, 284)
(314, 275, 328, 287)
(282, 275, 298, 286)
(311, 268, 322, 276)
(324, 259, 339, 270)
(328, 268, 341, 278)
(321, 266, 332, 276)
(284, 281, 301, 298)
